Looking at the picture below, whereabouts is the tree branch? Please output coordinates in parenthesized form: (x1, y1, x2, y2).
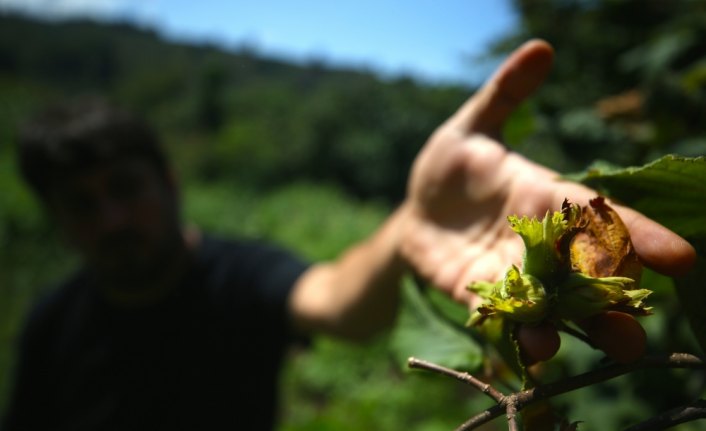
(409, 353, 705, 431)
(506, 399, 520, 431)
(524, 353, 704, 407)
(622, 399, 706, 431)
(407, 357, 506, 402)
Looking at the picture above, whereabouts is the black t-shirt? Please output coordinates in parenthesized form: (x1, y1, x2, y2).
(2, 235, 309, 431)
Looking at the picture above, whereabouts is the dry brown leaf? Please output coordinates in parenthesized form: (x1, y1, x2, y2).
(569, 197, 642, 282)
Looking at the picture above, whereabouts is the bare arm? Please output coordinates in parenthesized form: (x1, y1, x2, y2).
(288, 204, 410, 341)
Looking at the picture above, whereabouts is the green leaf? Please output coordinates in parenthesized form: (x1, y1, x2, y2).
(425, 286, 475, 328)
(391, 277, 483, 372)
(571, 155, 706, 239)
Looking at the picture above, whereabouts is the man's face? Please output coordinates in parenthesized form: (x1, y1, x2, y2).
(48, 158, 183, 284)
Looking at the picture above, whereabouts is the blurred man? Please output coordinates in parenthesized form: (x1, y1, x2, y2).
(2, 40, 695, 430)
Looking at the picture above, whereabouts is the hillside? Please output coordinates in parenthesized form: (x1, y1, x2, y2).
(0, 12, 471, 202)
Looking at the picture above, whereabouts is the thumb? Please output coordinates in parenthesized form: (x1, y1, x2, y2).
(450, 39, 554, 136)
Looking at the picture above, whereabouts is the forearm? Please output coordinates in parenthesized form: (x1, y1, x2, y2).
(288, 203, 410, 341)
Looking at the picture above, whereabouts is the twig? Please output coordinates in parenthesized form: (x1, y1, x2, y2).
(407, 357, 506, 402)
(622, 399, 706, 431)
(506, 399, 520, 431)
(454, 405, 504, 431)
(409, 353, 705, 431)
(526, 352, 704, 404)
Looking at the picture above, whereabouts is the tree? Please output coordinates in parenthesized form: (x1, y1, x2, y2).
(488, 0, 706, 171)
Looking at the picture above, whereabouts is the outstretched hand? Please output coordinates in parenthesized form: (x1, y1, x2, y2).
(400, 39, 696, 363)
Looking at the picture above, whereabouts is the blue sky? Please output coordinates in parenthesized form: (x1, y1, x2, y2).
(0, 0, 519, 86)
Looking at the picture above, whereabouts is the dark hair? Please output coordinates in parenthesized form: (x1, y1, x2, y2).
(17, 97, 169, 199)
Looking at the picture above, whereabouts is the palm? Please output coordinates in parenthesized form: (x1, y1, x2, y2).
(404, 128, 569, 300)
(401, 40, 559, 301)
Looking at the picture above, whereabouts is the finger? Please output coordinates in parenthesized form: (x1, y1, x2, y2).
(615, 205, 696, 277)
(449, 39, 554, 135)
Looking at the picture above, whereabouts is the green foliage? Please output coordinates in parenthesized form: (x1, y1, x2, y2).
(183, 181, 387, 261)
(491, 0, 706, 171)
(391, 278, 483, 372)
(0, 13, 470, 203)
(571, 155, 706, 239)
(279, 337, 494, 431)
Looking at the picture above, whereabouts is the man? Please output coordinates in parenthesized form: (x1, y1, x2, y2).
(2, 40, 695, 430)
